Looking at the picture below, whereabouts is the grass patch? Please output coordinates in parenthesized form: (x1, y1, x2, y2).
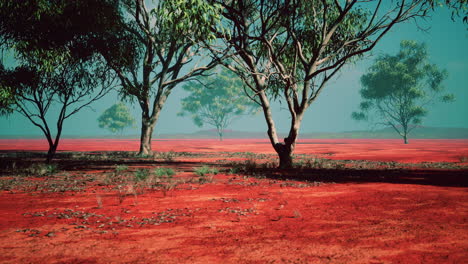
(194, 166, 219, 177)
(134, 168, 150, 182)
(193, 166, 218, 184)
(154, 167, 175, 178)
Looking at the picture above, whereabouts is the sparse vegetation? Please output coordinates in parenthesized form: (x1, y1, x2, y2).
(154, 167, 175, 178)
(194, 166, 218, 177)
(193, 166, 218, 184)
(154, 151, 177, 162)
(134, 169, 150, 182)
(115, 165, 129, 173)
(457, 155, 468, 163)
(25, 163, 59, 176)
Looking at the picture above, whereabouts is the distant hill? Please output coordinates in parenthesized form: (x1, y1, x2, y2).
(1, 127, 467, 139)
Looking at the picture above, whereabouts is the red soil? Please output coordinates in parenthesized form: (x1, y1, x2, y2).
(1, 138, 467, 163)
(0, 139, 467, 263)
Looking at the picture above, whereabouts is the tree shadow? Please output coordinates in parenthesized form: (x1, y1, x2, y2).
(243, 167, 468, 187)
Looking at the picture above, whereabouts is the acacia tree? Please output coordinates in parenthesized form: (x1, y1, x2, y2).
(98, 102, 136, 134)
(178, 68, 257, 141)
(352, 40, 452, 144)
(99, 0, 227, 155)
(209, 0, 441, 168)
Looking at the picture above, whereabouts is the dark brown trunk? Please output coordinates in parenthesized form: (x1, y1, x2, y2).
(403, 134, 408, 144)
(46, 144, 57, 163)
(276, 144, 293, 169)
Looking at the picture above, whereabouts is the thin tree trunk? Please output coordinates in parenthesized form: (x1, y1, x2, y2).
(46, 144, 57, 163)
(403, 124, 409, 144)
(217, 126, 223, 141)
(139, 118, 155, 156)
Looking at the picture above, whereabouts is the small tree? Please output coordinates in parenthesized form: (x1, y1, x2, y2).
(98, 102, 135, 134)
(0, 0, 117, 162)
(352, 40, 453, 144)
(1, 52, 114, 162)
(178, 69, 257, 141)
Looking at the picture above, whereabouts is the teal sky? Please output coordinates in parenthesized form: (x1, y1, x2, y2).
(0, 7, 467, 137)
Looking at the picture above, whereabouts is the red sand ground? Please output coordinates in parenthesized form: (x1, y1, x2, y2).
(0, 139, 467, 263)
(1, 138, 467, 163)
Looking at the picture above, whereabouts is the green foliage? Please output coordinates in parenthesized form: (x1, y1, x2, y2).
(0, 0, 116, 160)
(0, 68, 17, 115)
(134, 168, 150, 182)
(153, 167, 175, 178)
(98, 102, 135, 134)
(194, 166, 219, 177)
(115, 164, 129, 173)
(353, 40, 452, 142)
(179, 68, 258, 140)
(155, 0, 223, 44)
(0, 0, 122, 56)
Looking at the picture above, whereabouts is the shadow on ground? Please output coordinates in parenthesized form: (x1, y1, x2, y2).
(246, 167, 468, 188)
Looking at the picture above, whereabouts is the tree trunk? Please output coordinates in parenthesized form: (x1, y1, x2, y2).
(44, 128, 61, 163)
(46, 144, 57, 163)
(276, 144, 293, 169)
(403, 134, 408, 144)
(139, 118, 155, 156)
(217, 127, 223, 141)
(257, 90, 302, 169)
(402, 124, 409, 144)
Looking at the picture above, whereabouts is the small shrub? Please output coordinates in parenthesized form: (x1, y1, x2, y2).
(26, 163, 58, 176)
(154, 167, 175, 178)
(115, 164, 129, 173)
(193, 166, 218, 184)
(228, 167, 241, 175)
(194, 166, 218, 177)
(244, 159, 258, 171)
(134, 168, 150, 182)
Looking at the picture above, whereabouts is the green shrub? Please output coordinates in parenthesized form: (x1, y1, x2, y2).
(115, 164, 129, 173)
(154, 167, 175, 178)
(134, 168, 150, 182)
(194, 166, 218, 177)
(228, 167, 241, 175)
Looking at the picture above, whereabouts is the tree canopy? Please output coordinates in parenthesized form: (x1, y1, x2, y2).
(179, 68, 257, 140)
(97, 0, 226, 155)
(98, 102, 136, 134)
(0, 0, 117, 161)
(352, 40, 453, 144)
(210, 0, 439, 168)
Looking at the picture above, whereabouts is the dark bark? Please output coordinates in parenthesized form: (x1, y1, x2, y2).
(46, 144, 57, 163)
(275, 143, 294, 169)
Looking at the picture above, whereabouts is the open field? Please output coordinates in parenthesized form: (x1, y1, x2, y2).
(0, 139, 467, 263)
